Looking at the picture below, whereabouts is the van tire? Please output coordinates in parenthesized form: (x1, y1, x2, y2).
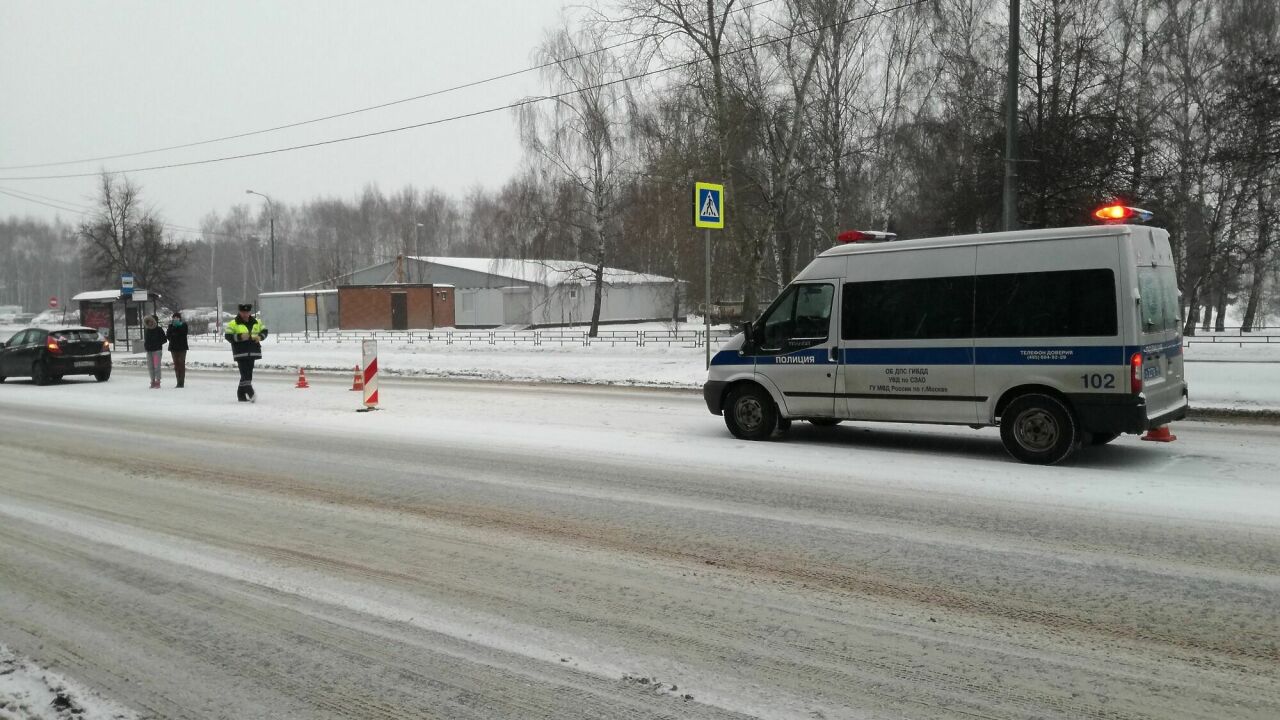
(724, 384, 778, 441)
(1088, 431, 1120, 446)
(1000, 393, 1079, 465)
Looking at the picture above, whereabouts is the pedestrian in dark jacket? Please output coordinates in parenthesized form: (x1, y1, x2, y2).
(224, 303, 268, 402)
(167, 311, 189, 388)
(143, 315, 167, 389)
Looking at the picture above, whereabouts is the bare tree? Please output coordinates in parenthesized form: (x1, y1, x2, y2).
(78, 173, 189, 304)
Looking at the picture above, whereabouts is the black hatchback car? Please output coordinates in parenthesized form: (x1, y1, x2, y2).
(0, 326, 112, 385)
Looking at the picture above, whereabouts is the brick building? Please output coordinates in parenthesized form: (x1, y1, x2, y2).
(336, 284, 455, 330)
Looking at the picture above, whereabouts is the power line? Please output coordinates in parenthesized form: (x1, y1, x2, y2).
(0, 0, 778, 172)
(0, 0, 924, 183)
(0, 186, 243, 239)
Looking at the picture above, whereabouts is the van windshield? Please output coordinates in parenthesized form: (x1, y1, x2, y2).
(1138, 266, 1180, 334)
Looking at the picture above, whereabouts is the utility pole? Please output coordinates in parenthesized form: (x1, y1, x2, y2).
(1002, 0, 1021, 232)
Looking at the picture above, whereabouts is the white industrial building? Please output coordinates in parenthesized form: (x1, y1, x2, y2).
(302, 257, 685, 328)
(256, 290, 340, 334)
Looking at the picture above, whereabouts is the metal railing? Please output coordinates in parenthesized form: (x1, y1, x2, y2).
(1183, 335, 1280, 346)
(189, 326, 1280, 350)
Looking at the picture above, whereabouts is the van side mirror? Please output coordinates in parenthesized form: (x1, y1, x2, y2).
(740, 321, 755, 348)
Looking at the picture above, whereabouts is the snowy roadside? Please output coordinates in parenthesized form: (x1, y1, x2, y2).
(97, 335, 1280, 414)
(0, 646, 135, 720)
(129, 340, 713, 389)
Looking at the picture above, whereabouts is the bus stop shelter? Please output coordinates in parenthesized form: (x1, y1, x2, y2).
(72, 289, 162, 353)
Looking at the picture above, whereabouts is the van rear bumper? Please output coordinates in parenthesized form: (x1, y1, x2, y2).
(1068, 393, 1189, 434)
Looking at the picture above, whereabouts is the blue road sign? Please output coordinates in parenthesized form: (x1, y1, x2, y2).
(695, 182, 724, 229)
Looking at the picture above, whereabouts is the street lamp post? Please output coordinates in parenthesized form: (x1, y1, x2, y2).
(414, 222, 424, 284)
(245, 190, 276, 291)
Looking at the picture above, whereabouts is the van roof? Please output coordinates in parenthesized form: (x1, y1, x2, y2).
(819, 224, 1141, 257)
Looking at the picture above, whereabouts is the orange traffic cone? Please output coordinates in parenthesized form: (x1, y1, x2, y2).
(350, 364, 364, 391)
(1141, 425, 1177, 442)
(295, 367, 310, 389)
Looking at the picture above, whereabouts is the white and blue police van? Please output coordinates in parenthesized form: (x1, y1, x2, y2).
(703, 219, 1188, 464)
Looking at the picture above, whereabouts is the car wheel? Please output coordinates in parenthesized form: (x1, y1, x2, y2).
(1088, 431, 1121, 446)
(1000, 393, 1079, 465)
(31, 361, 49, 386)
(94, 369, 111, 382)
(808, 418, 842, 427)
(724, 384, 778, 441)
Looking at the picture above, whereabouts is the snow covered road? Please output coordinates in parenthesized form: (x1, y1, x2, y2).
(1, 369, 1278, 719)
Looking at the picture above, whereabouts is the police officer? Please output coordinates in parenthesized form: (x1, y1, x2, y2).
(225, 303, 268, 402)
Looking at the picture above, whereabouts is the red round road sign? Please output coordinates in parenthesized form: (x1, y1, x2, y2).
(49, 296, 59, 309)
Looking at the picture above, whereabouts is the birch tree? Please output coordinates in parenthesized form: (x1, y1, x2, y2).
(519, 23, 634, 336)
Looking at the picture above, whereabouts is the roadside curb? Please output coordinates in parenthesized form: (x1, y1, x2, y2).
(1187, 407, 1280, 424)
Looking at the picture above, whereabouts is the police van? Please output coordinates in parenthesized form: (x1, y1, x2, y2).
(703, 219, 1188, 464)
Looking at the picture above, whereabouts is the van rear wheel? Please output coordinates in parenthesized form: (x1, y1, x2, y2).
(1000, 393, 1079, 465)
(724, 384, 778, 441)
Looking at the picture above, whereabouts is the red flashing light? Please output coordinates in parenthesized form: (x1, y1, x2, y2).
(836, 230, 897, 244)
(1130, 352, 1143, 394)
(1094, 205, 1154, 223)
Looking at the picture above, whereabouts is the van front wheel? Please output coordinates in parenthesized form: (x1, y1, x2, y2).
(725, 385, 778, 441)
(1000, 394, 1079, 465)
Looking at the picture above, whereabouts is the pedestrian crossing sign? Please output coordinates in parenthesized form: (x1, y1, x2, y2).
(694, 182, 724, 229)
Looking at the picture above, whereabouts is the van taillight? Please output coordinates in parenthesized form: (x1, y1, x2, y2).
(1130, 352, 1143, 393)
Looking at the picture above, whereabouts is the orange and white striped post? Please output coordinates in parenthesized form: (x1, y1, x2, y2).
(358, 339, 379, 411)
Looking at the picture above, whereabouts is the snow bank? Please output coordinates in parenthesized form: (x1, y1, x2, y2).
(0, 645, 135, 720)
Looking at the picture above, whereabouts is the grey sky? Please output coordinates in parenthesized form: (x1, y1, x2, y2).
(0, 0, 569, 232)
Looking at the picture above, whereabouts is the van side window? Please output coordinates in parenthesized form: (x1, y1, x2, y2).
(977, 269, 1116, 338)
(758, 283, 834, 352)
(842, 276, 974, 340)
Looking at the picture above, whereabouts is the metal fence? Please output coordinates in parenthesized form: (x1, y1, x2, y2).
(191, 327, 739, 348)
(1184, 335, 1280, 346)
(189, 326, 1280, 350)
